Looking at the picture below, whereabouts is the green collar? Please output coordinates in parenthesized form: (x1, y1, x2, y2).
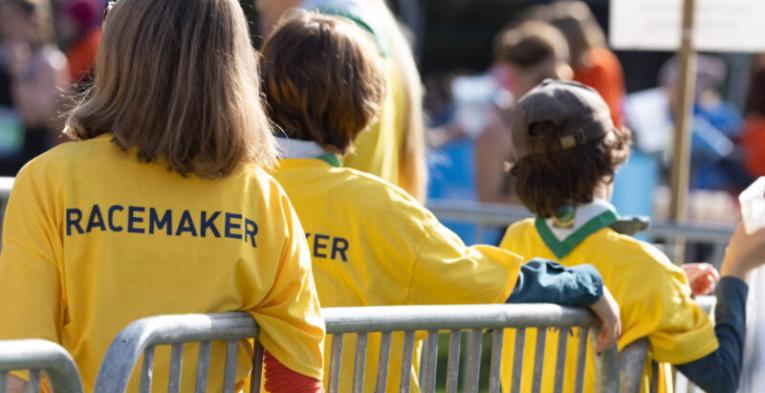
(535, 209, 618, 259)
(316, 152, 343, 168)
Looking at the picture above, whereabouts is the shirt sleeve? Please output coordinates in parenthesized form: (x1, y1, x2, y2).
(406, 216, 522, 305)
(617, 252, 718, 362)
(0, 163, 63, 343)
(675, 277, 748, 393)
(506, 259, 603, 306)
(248, 192, 325, 380)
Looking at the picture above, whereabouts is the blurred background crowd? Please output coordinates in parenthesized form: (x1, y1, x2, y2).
(1, 0, 763, 246)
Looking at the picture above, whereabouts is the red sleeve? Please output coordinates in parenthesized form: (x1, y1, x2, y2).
(264, 351, 324, 393)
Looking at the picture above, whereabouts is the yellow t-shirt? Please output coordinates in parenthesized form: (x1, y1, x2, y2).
(272, 157, 522, 393)
(0, 135, 325, 392)
(498, 219, 718, 393)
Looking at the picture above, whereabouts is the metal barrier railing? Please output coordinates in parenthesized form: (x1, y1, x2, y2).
(93, 305, 647, 393)
(427, 199, 735, 264)
(93, 313, 263, 393)
(0, 339, 84, 393)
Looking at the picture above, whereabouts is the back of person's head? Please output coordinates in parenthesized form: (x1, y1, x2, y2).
(64, 0, 275, 178)
(0, 0, 55, 47)
(495, 21, 569, 72)
(509, 80, 631, 218)
(545, 1, 606, 70)
(261, 11, 386, 155)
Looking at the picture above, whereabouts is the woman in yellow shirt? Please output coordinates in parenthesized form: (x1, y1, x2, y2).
(261, 11, 620, 393)
(0, 0, 324, 392)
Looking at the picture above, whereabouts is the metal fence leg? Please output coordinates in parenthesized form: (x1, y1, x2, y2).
(374, 332, 392, 393)
(194, 341, 212, 393)
(352, 333, 368, 393)
(223, 341, 238, 393)
(250, 341, 264, 393)
(488, 329, 504, 393)
(26, 370, 40, 393)
(168, 343, 184, 393)
(553, 328, 570, 393)
(328, 334, 344, 393)
(511, 329, 526, 393)
(531, 329, 548, 393)
(399, 331, 416, 393)
(140, 345, 157, 393)
(0, 371, 7, 393)
(593, 331, 619, 393)
(463, 329, 483, 393)
(573, 329, 588, 393)
(419, 331, 439, 393)
(445, 330, 461, 393)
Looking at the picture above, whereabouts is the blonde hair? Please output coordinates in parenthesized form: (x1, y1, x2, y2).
(262, 11, 386, 154)
(64, 0, 276, 178)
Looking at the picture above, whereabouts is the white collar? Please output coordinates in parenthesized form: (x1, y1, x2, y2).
(276, 138, 326, 159)
(545, 198, 617, 242)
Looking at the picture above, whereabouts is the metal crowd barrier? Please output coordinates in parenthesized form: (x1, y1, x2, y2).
(0, 339, 84, 393)
(93, 305, 649, 393)
(427, 199, 735, 264)
(93, 313, 263, 393)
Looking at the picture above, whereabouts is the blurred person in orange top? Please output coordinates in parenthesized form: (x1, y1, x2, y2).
(545, 1, 625, 128)
(58, 0, 102, 84)
(0, 0, 70, 175)
(741, 60, 765, 179)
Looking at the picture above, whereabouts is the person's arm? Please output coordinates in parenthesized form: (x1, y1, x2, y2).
(675, 277, 747, 393)
(506, 259, 620, 351)
(264, 351, 323, 393)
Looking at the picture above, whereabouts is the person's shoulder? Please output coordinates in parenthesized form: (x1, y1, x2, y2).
(499, 218, 536, 248)
(21, 137, 109, 172)
(597, 228, 679, 273)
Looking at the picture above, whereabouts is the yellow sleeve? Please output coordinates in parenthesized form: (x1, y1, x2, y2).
(406, 215, 522, 305)
(0, 163, 63, 343)
(618, 249, 718, 364)
(249, 192, 325, 380)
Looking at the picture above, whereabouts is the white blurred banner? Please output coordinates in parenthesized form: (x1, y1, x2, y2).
(609, 0, 765, 52)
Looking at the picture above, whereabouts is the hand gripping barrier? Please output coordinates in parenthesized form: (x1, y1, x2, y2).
(0, 339, 84, 393)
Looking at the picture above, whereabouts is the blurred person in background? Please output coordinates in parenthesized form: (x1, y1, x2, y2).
(0, 0, 69, 176)
(475, 21, 572, 205)
(545, 1, 625, 128)
(255, 0, 428, 201)
(58, 0, 102, 85)
(739, 56, 765, 180)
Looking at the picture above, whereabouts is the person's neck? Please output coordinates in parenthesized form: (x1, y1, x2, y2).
(592, 182, 613, 201)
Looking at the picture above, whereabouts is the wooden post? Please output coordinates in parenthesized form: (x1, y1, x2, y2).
(669, 0, 698, 263)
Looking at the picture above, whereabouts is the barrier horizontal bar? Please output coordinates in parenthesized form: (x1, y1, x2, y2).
(0, 339, 84, 393)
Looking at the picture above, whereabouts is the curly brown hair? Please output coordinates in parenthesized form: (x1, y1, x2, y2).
(512, 124, 632, 218)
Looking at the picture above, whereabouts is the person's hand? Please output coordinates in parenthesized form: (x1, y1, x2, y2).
(587, 286, 621, 352)
(720, 222, 765, 280)
(682, 263, 720, 295)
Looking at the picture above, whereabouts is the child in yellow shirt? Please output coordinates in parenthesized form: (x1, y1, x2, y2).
(499, 79, 762, 393)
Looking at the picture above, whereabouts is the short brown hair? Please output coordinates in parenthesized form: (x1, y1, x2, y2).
(512, 125, 631, 218)
(64, 0, 276, 178)
(546, 1, 607, 70)
(261, 11, 386, 154)
(494, 21, 569, 69)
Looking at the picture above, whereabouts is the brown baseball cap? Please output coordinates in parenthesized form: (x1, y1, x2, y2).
(510, 79, 614, 160)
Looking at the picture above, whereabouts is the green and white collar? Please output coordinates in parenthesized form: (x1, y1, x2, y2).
(536, 199, 618, 259)
(276, 137, 342, 168)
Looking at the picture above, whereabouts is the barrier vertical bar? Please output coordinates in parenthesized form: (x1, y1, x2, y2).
(194, 341, 212, 393)
(488, 329, 505, 393)
(531, 329, 548, 392)
(573, 329, 588, 393)
(445, 330, 461, 393)
(26, 370, 40, 393)
(420, 331, 439, 393)
(139, 345, 156, 393)
(328, 334, 344, 393)
(399, 331, 415, 393)
(0, 371, 7, 393)
(510, 329, 526, 393)
(222, 341, 238, 393)
(251, 341, 264, 393)
(168, 343, 184, 393)
(352, 333, 368, 393)
(553, 328, 570, 393)
(463, 329, 483, 393)
(374, 332, 392, 393)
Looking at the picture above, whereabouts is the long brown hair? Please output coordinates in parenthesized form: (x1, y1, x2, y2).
(261, 11, 386, 154)
(64, 0, 276, 178)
